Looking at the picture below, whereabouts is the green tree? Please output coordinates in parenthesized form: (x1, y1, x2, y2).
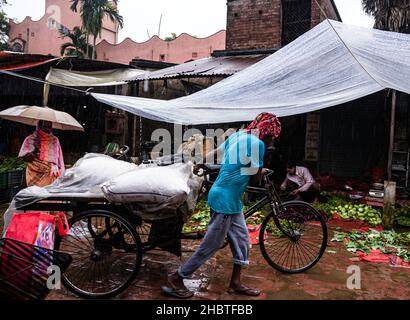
(0, 0, 9, 51)
(164, 32, 177, 41)
(60, 26, 92, 58)
(70, 0, 124, 60)
(362, 0, 410, 32)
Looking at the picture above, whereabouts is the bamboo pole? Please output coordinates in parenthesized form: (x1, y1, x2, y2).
(387, 90, 397, 181)
(384, 90, 397, 229)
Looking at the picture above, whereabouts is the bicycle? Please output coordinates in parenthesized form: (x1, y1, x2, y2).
(196, 165, 328, 274)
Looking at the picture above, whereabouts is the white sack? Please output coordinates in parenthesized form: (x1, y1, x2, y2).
(101, 163, 192, 209)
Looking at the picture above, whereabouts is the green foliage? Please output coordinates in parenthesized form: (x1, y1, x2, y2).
(60, 26, 92, 58)
(395, 206, 410, 227)
(183, 198, 272, 233)
(0, 0, 9, 51)
(362, 0, 410, 33)
(0, 157, 26, 173)
(331, 231, 348, 242)
(164, 33, 177, 41)
(183, 199, 210, 233)
(332, 229, 410, 262)
(70, 0, 123, 59)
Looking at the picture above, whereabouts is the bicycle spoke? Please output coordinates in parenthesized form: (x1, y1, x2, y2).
(57, 212, 141, 298)
(259, 202, 327, 273)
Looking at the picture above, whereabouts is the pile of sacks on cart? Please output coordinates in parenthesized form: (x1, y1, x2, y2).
(2, 151, 206, 231)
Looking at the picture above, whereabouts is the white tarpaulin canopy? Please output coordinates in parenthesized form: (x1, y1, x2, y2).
(92, 20, 410, 125)
(46, 67, 145, 87)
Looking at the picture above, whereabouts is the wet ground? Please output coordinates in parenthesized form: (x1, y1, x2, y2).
(1, 203, 409, 300)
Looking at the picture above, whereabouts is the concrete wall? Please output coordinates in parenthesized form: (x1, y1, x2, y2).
(96, 30, 226, 65)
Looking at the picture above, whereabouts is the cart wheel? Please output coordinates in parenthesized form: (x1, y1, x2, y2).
(136, 222, 152, 249)
(259, 201, 328, 274)
(55, 210, 142, 299)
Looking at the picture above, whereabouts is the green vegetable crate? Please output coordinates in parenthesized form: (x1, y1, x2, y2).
(0, 169, 26, 204)
(0, 172, 7, 190)
(7, 169, 25, 188)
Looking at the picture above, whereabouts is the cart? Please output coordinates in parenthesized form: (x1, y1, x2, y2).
(0, 238, 72, 300)
(14, 166, 328, 299)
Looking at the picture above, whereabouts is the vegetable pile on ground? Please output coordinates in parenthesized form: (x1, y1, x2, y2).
(332, 229, 410, 264)
(0, 157, 26, 173)
(394, 206, 410, 227)
(184, 199, 211, 233)
(184, 199, 271, 233)
(313, 195, 382, 227)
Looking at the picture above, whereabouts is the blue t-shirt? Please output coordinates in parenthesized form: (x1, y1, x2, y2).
(207, 132, 265, 214)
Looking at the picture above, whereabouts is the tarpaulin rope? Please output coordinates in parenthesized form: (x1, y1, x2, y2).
(0, 69, 91, 95)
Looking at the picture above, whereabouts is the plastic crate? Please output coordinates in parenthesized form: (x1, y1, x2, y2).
(7, 169, 24, 188)
(8, 186, 24, 201)
(0, 172, 7, 190)
(0, 189, 8, 204)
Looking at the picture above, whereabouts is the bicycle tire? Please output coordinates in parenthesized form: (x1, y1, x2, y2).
(55, 210, 142, 299)
(259, 201, 327, 274)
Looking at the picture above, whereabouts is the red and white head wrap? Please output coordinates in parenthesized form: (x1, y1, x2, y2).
(246, 112, 282, 140)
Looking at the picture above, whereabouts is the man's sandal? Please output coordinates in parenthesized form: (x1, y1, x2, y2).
(227, 285, 261, 297)
(161, 286, 194, 299)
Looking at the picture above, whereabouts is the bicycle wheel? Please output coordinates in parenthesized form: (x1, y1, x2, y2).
(55, 210, 142, 299)
(259, 201, 327, 274)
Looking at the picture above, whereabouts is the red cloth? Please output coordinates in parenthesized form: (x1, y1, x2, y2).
(247, 224, 267, 245)
(246, 112, 282, 140)
(356, 249, 410, 267)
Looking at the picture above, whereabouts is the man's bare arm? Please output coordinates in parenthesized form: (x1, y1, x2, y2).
(250, 168, 264, 186)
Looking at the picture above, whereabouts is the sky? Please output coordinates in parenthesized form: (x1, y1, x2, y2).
(3, 0, 374, 43)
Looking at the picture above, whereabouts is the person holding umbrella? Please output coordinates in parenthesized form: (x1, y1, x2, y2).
(0, 105, 84, 188)
(18, 120, 65, 187)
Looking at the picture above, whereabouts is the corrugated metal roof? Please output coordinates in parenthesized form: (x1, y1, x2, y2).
(0, 52, 57, 71)
(131, 54, 268, 81)
(0, 52, 132, 72)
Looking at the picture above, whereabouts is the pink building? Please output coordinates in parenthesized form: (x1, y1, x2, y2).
(7, 0, 226, 64)
(96, 30, 226, 65)
(8, 0, 118, 56)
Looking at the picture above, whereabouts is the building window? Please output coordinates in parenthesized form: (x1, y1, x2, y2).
(48, 18, 56, 29)
(11, 42, 23, 53)
(159, 54, 165, 61)
(31, 32, 35, 37)
(192, 52, 198, 58)
(281, 0, 312, 46)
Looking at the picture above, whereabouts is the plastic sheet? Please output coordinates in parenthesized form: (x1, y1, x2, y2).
(2, 154, 138, 233)
(92, 20, 410, 124)
(2, 154, 203, 233)
(46, 67, 146, 87)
